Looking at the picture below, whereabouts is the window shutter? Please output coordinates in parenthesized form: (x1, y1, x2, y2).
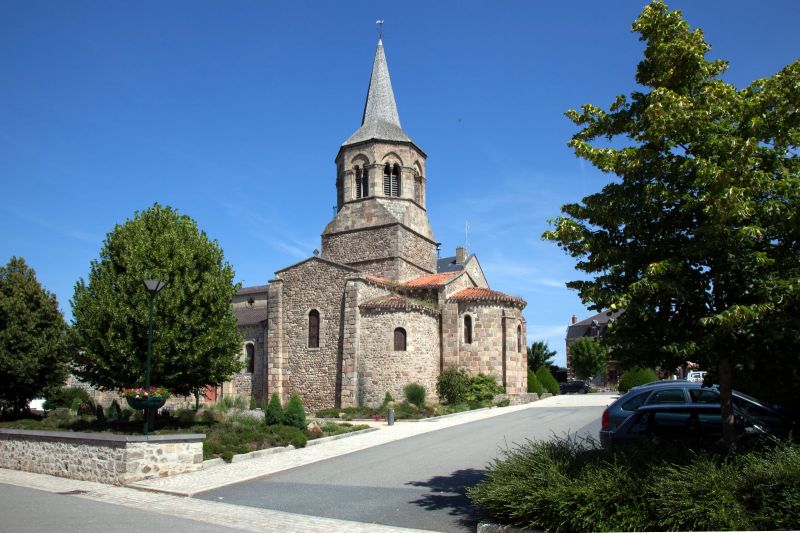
(308, 310, 320, 348)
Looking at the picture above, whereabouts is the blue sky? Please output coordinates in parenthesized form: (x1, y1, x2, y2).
(1, 1, 798, 366)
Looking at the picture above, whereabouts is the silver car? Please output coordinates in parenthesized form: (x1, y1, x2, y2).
(600, 380, 788, 440)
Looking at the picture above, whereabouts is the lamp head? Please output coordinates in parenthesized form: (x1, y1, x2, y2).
(143, 279, 167, 295)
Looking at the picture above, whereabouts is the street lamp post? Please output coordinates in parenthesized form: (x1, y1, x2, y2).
(143, 279, 166, 435)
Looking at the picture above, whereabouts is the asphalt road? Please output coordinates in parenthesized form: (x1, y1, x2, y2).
(0, 484, 243, 533)
(198, 397, 608, 532)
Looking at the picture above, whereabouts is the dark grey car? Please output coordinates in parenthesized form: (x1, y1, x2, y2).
(600, 380, 789, 443)
(599, 403, 766, 449)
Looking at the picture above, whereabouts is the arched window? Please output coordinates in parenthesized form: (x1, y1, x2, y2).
(384, 163, 401, 197)
(246, 343, 255, 373)
(308, 310, 320, 348)
(464, 315, 472, 344)
(355, 166, 369, 199)
(394, 327, 407, 351)
(517, 325, 522, 353)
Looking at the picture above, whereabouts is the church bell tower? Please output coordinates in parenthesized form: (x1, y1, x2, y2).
(321, 39, 437, 282)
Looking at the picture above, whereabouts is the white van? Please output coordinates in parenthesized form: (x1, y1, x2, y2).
(687, 371, 707, 383)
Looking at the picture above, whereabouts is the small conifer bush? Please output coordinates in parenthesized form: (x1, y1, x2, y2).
(618, 367, 658, 393)
(265, 392, 284, 426)
(527, 370, 544, 395)
(283, 392, 306, 430)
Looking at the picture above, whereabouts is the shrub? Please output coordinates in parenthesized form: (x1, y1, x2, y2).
(43, 387, 90, 411)
(527, 370, 544, 395)
(618, 367, 658, 393)
(215, 395, 248, 411)
(381, 391, 394, 407)
(265, 392, 284, 426)
(75, 398, 96, 417)
(174, 408, 197, 426)
(437, 368, 470, 404)
(535, 366, 559, 395)
(403, 383, 426, 407)
(468, 436, 800, 532)
(283, 392, 306, 430)
(105, 399, 122, 422)
(466, 374, 504, 403)
(268, 424, 307, 448)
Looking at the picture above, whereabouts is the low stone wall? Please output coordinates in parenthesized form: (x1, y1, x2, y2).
(493, 392, 549, 405)
(0, 429, 204, 485)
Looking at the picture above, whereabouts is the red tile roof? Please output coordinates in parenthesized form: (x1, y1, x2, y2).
(403, 272, 457, 288)
(447, 288, 526, 307)
(359, 295, 439, 316)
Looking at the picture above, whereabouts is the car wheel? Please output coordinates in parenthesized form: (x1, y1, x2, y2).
(580, 388, 588, 394)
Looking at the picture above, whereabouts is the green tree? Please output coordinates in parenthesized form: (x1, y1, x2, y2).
(0, 257, 71, 416)
(569, 338, 608, 381)
(535, 366, 560, 395)
(71, 204, 243, 397)
(544, 1, 800, 449)
(527, 341, 556, 372)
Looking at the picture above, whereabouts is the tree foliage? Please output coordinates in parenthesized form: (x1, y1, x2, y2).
(265, 392, 284, 426)
(71, 204, 242, 396)
(543, 0, 800, 447)
(569, 337, 608, 381)
(535, 366, 560, 395)
(0, 257, 71, 416)
(527, 341, 556, 372)
(618, 367, 658, 393)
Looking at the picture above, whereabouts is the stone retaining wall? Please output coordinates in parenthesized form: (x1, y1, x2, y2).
(0, 429, 204, 485)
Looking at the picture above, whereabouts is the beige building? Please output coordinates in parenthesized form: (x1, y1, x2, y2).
(228, 39, 528, 411)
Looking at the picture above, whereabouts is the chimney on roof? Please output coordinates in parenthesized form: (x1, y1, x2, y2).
(455, 247, 467, 264)
(571, 314, 577, 325)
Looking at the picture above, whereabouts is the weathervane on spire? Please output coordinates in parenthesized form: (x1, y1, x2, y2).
(376, 19, 384, 40)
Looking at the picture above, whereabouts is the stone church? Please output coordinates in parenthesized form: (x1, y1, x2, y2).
(225, 39, 528, 411)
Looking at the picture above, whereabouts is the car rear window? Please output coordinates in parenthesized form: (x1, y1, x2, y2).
(647, 388, 686, 404)
(622, 391, 650, 411)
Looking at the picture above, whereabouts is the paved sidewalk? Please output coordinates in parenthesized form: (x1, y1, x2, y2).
(130, 394, 615, 496)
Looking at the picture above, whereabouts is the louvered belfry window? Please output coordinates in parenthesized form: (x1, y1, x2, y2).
(394, 327, 407, 351)
(308, 310, 320, 348)
(464, 315, 473, 344)
(355, 166, 369, 199)
(384, 163, 400, 197)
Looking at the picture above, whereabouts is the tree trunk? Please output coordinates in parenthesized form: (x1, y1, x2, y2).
(718, 357, 736, 454)
(194, 389, 200, 411)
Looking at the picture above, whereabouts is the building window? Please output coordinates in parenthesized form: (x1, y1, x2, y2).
(384, 163, 400, 197)
(394, 327, 407, 351)
(517, 325, 522, 353)
(246, 343, 255, 373)
(308, 310, 320, 348)
(355, 166, 369, 199)
(464, 315, 472, 344)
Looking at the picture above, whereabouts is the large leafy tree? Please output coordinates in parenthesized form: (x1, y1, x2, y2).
(71, 204, 243, 396)
(527, 340, 556, 372)
(568, 337, 608, 381)
(0, 257, 71, 416)
(544, 1, 800, 449)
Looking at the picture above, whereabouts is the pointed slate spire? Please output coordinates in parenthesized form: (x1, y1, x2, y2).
(343, 39, 412, 146)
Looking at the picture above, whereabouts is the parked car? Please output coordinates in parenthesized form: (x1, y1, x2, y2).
(560, 380, 590, 394)
(599, 403, 767, 449)
(600, 380, 790, 442)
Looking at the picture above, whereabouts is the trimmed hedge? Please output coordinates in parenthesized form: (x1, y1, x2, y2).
(468, 436, 800, 531)
(535, 366, 559, 395)
(618, 367, 658, 393)
(527, 370, 544, 395)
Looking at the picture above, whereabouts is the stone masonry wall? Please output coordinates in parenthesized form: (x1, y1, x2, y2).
(358, 308, 440, 406)
(276, 258, 357, 411)
(225, 323, 265, 403)
(0, 430, 204, 485)
(322, 223, 436, 282)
